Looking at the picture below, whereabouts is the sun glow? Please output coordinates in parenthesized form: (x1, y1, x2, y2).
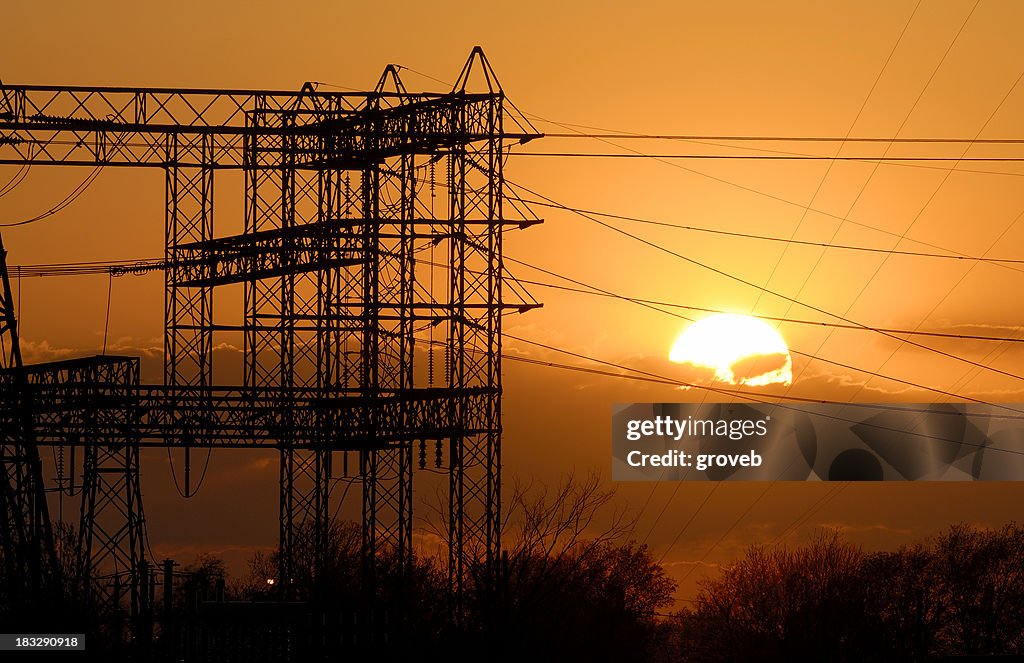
(669, 313, 793, 387)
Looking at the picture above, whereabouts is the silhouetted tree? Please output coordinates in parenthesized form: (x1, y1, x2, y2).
(436, 472, 678, 660)
(667, 523, 1024, 661)
(234, 519, 450, 645)
(930, 523, 1024, 656)
(233, 520, 362, 602)
(673, 530, 875, 661)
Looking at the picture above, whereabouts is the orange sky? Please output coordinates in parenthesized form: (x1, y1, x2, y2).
(2, 0, 1024, 603)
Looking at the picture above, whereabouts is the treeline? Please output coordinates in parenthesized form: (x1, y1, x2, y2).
(162, 476, 1023, 661)
(176, 474, 676, 661)
(668, 524, 1024, 661)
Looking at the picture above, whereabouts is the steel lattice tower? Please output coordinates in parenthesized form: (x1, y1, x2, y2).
(0, 48, 541, 630)
(0, 234, 59, 612)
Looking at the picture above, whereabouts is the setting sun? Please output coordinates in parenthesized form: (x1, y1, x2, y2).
(669, 313, 793, 387)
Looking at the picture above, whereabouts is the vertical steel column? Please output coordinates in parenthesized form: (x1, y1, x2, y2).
(448, 95, 504, 609)
(245, 105, 294, 587)
(78, 360, 143, 624)
(361, 148, 416, 583)
(359, 158, 381, 589)
(282, 126, 332, 593)
(0, 235, 57, 609)
(165, 134, 215, 494)
(246, 104, 332, 593)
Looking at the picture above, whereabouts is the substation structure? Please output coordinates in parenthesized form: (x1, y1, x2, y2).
(0, 48, 542, 634)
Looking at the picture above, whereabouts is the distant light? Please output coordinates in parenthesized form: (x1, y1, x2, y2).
(266, 578, 275, 586)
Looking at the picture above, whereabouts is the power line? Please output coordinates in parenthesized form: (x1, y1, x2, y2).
(400, 31, 1020, 583)
(20, 252, 1024, 349)
(507, 268, 1024, 343)
(539, 133, 1024, 144)
(310, 80, 361, 92)
(502, 352, 1024, 420)
(14, 254, 1024, 345)
(18, 173, 1007, 269)
(165, 446, 213, 499)
(14, 251, 1024, 406)
(520, 127, 1024, 272)
(425, 341, 1024, 574)
(672, 482, 775, 580)
(398, 55, 1024, 270)
(503, 258, 1024, 408)
(510, 177, 1024, 551)
(506, 180, 1024, 384)
(773, 6, 1022, 422)
(515, 152, 1024, 162)
(390, 69, 1024, 178)
(730, 1, 1001, 559)
(506, 254, 1024, 426)
(748, 0, 923, 315)
(8, 258, 163, 278)
(644, 0, 922, 561)
(0, 161, 31, 199)
(393, 64, 452, 89)
(502, 333, 1024, 437)
(525, 121, 1024, 178)
(771, 483, 848, 546)
(6, 253, 1024, 423)
(13, 246, 1024, 416)
(640, 482, 684, 546)
(795, 60, 1024, 419)
(102, 271, 112, 354)
(412, 330, 1022, 421)
(651, 138, 1024, 179)
(509, 196, 1024, 266)
(655, 484, 720, 565)
(0, 165, 103, 228)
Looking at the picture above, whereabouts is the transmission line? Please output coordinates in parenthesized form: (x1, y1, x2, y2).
(515, 152, 1024, 162)
(507, 269, 1023, 343)
(502, 333, 1024, 434)
(510, 197, 1024, 265)
(16, 254, 1023, 346)
(724, 1, 1008, 566)
(0, 165, 103, 227)
(507, 180, 1024, 384)
(539, 133, 1024, 144)
(14, 251, 1024, 405)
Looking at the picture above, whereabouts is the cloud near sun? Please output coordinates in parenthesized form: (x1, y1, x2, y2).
(669, 313, 793, 387)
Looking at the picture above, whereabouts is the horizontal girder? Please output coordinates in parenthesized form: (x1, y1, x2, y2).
(168, 218, 541, 288)
(0, 85, 537, 168)
(0, 356, 495, 449)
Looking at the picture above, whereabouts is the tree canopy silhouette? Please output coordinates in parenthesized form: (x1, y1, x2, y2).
(669, 523, 1024, 662)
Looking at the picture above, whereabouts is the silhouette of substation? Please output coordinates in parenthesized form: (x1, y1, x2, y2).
(0, 48, 542, 655)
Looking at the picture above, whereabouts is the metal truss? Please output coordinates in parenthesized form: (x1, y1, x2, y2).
(8, 358, 144, 618)
(0, 235, 58, 612)
(0, 352, 143, 630)
(0, 47, 541, 628)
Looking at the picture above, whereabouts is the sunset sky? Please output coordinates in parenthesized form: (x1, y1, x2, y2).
(2, 0, 1024, 604)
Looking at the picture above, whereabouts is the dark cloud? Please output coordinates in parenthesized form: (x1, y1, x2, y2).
(730, 352, 790, 382)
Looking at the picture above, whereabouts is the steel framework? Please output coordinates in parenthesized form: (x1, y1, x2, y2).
(0, 48, 540, 630)
(0, 234, 59, 613)
(0, 355, 143, 620)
